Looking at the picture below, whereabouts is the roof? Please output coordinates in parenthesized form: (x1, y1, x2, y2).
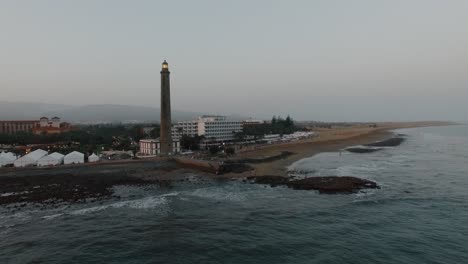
(0, 120, 39, 124)
(0, 152, 16, 161)
(140, 137, 179, 143)
(22, 149, 48, 161)
(48, 152, 65, 159)
(88, 153, 99, 162)
(0, 156, 15, 165)
(140, 139, 159, 143)
(38, 153, 64, 162)
(65, 151, 84, 158)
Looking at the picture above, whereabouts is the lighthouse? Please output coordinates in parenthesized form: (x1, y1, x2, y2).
(159, 60, 172, 155)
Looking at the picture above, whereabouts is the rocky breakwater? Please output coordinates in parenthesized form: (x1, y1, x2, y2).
(0, 173, 150, 206)
(346, 135, 406, 154)
(247, 175, 379, 194)
(0, 160, 179, 207)
(173, 157, 253, 174)
(365, 136, 406, 147)
(346, 147, 382, 154)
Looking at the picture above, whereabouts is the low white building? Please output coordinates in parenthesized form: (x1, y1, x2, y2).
(0, 151, 16, 167)
(242, 119, 264, 126)
(37, 152, 64, 167)
(88, 153, 99, 163)
(14, 149, 48, 167)
(139, 139, 180, 155)
(64, 151, 85, 165)
(282, 131, 316, 140)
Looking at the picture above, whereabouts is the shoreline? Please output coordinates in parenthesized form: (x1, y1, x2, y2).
(236, 121, 456, 177)
(0, 121, 456, 205)
(238, 129, 391, 177)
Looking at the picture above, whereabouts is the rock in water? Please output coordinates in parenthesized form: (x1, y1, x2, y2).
(248, 176, 379, 194)
(250, 175, 289, 187)
(365, 137, 406, 147)
(346, 147, 383, 153)
(287, 176, 379, 194)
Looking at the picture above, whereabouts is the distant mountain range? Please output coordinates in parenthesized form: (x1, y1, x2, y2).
(0, 101, 246, 123)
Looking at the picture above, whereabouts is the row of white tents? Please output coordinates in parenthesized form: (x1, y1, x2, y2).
(1, 150, 100, 168)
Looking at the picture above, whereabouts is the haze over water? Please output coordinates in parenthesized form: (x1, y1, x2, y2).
(1, 125, 467, 263)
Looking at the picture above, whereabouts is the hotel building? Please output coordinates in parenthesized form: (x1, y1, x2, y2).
(0, 117, 71, 135)
(172, 115, 243, 142)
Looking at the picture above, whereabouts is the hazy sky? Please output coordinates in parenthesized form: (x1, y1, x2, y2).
(1, 0, 467, 121)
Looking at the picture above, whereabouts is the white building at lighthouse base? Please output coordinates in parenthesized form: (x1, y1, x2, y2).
(139, 138, 180, 156)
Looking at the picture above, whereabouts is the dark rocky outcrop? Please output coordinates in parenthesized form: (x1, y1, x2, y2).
(365, 137, 406, 147)
(247, 176, 379, 194)
(173, 158, 254, 174)
(0, 160, 181, 206)
(346, 147, 383, 153)
(249, 175, 290, 187)
(287, 169, 317, 175)
(0, 173, 150, 205)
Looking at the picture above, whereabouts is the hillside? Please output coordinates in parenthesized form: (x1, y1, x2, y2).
(0, 102, 212, 123)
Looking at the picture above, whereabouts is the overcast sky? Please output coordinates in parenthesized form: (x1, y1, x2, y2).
(1, 0, 467, 121)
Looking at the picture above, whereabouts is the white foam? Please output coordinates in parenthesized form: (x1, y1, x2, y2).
(70, 205, 108, 215)
(186, 187, 246, 202)
(161, 192, 180, 197)
(41, 213, 64, 220)
(70, 195, 169, 215)
(0, 191, 29, 197)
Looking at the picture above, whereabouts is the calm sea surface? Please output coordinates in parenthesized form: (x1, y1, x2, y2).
(1, 126, 468, 263)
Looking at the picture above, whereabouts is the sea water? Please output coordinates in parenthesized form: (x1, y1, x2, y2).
(1, 126, 468, 263)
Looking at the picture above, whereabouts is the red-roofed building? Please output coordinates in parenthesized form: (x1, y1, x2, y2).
(0, 120, 39, 134)
(0, 117, 72, 135)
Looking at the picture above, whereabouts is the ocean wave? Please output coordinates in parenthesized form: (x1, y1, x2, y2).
(186, 187, 246, 202)
(0, 211, 32, 222)
(335, 163, 381, 176)
(70, 194, 173, 216)
(41, 213, 64, 220)
(353, 188, 379, 200)
(0, 211, 34, 233)
(161, 192, 180, 197)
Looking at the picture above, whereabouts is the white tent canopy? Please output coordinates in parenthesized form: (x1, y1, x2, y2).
(1, 151, 16, 160)
(37, 152, 65, 167)
(0, 151, 17, 167)
(64, 151, 85, 165)
(88, 153, 99, 163)
(14, 149, 48, 168)
(0, 157, 14, 167)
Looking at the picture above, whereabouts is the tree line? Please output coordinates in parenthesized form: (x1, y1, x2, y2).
(0, 124, 160, 154)
(238, 115, 297, 140)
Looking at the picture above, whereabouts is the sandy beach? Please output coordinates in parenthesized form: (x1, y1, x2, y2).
(237, 121, 454, 176)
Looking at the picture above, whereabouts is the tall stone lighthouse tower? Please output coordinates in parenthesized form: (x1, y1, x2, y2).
(159, 60, 172, 155)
